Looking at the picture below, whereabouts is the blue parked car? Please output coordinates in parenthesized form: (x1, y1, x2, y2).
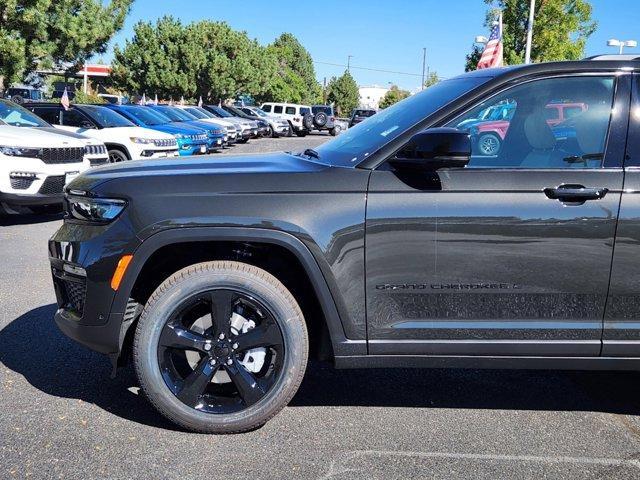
(105, 104, 209, 156)
(146, 105, 226, 151)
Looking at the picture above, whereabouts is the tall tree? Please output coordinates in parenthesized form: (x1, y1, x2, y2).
(326, 71, 359, 116)
(0, 0, 132, 90)
(466, 0, 596, 70)
(379, 85, 411, 109)
(263, 33, 322, 104)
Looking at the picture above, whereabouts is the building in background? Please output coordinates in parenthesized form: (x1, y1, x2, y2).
(358, 85, 389, 110)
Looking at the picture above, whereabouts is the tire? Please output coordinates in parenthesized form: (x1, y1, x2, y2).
(330, 125, 342, 136)
(268, 126, 276, 138)
(108, 148, 129, 163)
(302, 113, 314, 131)
(286, 122, 294, 137)
(133, 261, 309, 434)
(477, 133, 501, 156)
(10, 95, 24, 104)
(313, 112, 328, 128)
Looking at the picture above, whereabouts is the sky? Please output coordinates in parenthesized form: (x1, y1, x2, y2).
(102, 0, 640, 91)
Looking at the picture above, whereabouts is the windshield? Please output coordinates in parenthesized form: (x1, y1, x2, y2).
(184, 107, 208, 119)
(250, 108, 268, 117)
(169, 107, 198, 121)
(315, 76, 490, 166)
(152, 107, 188, 122)
(225, 105, 245, 116)
(210, 106, 232, 118)
(81, 105, 135, 128)
(0, 99, 50, 127)
(123, 106, 169, 126)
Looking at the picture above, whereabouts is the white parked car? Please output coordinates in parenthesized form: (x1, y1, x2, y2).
(259, 102, 313, 136)
(239, 106, 291, 137)
(0, 100, 96, 213)
(175, 106, 239, 144)
(26, 103, 179, 162)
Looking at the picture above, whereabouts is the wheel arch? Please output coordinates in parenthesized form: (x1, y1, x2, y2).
(104, 143, 131, 160)
(113, 227, 362, 362)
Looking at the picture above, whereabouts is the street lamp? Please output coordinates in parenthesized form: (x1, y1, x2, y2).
(607, 39, 638, 54)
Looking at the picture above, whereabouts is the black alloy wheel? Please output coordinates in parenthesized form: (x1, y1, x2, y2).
(157, 289, 285, 413)
(134, 261, 308, 433)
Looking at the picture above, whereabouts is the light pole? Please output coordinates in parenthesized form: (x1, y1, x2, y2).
(524, 0, 536, 64)
(347, 55, 353, 72)
(421, 48, 426, 90)
(607, 39, 638, 54)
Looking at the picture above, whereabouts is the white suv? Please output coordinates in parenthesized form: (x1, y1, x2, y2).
(0, 100, 94, 213)
(260, 103, 312, 136)
(26, 103, 179, 162)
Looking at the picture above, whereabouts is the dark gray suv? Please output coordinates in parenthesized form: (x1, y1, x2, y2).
(49, 56, 640, 433)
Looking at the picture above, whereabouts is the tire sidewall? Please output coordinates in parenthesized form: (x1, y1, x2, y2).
(134, 262, 308, 432)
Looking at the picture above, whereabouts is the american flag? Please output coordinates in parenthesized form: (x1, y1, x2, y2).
(478, 14, 503, 69)
(60, 87, 70, 110)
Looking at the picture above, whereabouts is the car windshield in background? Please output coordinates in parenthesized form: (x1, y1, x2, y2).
(312, 106, 332, 114)
(0, 99, 50, 127)
(315, 76, 490, 166)
(184, 108, 208, 119)
(81, 105, 135, 128)
(154, 107, 187, 122)
(355, 110, 375, 117)
(250, 108, 268, 117)
(124, 107, 169, 126)
(210, 106, 233, 117)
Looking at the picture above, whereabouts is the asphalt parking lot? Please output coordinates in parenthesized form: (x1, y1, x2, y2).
(3, 134, 640, 479)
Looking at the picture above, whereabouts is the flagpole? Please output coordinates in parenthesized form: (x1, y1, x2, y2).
(524, 0, 535, 64)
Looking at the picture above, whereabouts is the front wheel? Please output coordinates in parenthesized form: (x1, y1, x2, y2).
(133, 261, 308, 434)
(330, 125, 342, 136)
(108, 149, 128, 163)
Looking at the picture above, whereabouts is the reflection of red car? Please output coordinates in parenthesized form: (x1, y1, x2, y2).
(472, 103, 587, 156)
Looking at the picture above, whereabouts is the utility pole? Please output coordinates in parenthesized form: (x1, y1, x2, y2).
(323, 77, 327, 104)
(347, 55, 353, 72)
(524, 0, 535, 64)
(421, 48, 426, 90)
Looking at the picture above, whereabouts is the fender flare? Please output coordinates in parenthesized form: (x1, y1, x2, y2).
(112, 226, 365, 357)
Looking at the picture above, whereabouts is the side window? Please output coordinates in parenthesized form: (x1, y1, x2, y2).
(285, 106, 296, 115)
(273, 105, 283, 114)
(262, 105, 271, 112)
(62, 110, 92, 128)
(445, 76, 615, 169)
(33, 108, 61, 125)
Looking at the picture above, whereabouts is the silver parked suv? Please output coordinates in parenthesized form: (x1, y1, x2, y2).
(310, 105, 342, 136)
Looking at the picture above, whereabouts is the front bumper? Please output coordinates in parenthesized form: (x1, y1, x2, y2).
(0, 191, 63, 206)
(177, 141, 208, 156)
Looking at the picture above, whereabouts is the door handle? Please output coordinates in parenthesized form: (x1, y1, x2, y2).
(543, 184, 608, 202)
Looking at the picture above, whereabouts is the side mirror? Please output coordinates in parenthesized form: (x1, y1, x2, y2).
(390, 128, 471, 170)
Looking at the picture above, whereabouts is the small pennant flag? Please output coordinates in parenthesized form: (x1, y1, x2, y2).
(218, 99, 222, 107)
(198, 96, 203, 107)
(154, 94, 158, 105)
(180, 96, 185, 106)
(60, 87, 70, 110)
(138, 93, 146, 105)
(168, 97, 174, 106)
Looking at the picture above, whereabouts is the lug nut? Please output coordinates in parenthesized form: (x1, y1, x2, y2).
(210, 359, 216, 366)
(218, 333, 225, 340)
(232, 343, 238, 350)
(227, 359, 233, 365)
(204, 343, 212, 351)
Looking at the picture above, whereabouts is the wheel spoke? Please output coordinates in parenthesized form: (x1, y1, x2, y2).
(177, 357, 219, 407)
(210, 290, 234, 336)
(225, 361, 267, 406)
(160, 323, 210, 352)
(234, 322, 282, 352)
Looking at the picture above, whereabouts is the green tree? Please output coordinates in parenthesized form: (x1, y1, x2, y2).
(326, 71, 359, 116)
(263, 33, 322, 104)
(379, 85, 411, 109)
(465, 45, 483, 71)
(424, 71, 440, 88)
(467, 0, 596, 70)
(0, 0, 132, 90)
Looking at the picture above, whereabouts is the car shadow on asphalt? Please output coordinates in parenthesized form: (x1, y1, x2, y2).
(3, 304, 640, 431)
(0, 212, 63, 226)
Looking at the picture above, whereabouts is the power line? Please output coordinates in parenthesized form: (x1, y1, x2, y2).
(314, 60, 424, 78)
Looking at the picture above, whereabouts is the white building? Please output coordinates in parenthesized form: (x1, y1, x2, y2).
(358, 85, 389, 110)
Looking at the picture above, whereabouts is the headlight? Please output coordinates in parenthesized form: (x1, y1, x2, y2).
(129, 137, 156, 144)
(67, 196, 127, 223)
(0, 146, 41, 157)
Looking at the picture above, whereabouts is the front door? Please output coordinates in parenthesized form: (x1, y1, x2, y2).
(366, 73, 630, 357)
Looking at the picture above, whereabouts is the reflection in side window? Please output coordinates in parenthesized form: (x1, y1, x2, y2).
(285, 107, 296, 115)
(446, 76, 615, 169)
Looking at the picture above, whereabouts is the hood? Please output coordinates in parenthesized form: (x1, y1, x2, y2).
(105, 126, 175, 140)
(143, 123, 205, 135)
(39, 127, 104, 146)
(0, 125, 88, 148)
(68, 151, 332, 193)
